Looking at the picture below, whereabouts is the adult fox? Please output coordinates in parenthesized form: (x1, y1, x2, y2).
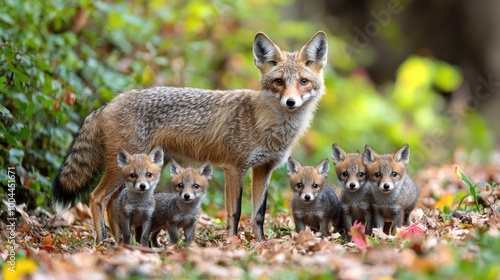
(52, 31, 328, 242)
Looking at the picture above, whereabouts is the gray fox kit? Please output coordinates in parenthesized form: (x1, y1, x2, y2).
(331, 143, 373, 235)
(287, 157, 342, 236)
(109, 147, 164, 246)
(146, 160, 212, 246)
(363, 144, 419, 233)
(52, 31, 328, 242)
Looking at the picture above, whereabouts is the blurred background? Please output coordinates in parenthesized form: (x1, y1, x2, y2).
(1, 0, 498, 217)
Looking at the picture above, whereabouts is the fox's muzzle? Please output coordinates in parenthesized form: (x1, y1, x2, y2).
(281, 96, 303, 110)
(377, 182, 394, 192)
(346, 181, 360, 191)
(134, 182, 150, 191)
(300, 193, 315, 202)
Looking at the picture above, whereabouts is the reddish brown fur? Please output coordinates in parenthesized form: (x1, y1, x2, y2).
(363, 144, 419, 233)
(120, 154, 163, 188)
(289, 167, 327, 194)
(287, 157, 342, 236)
(53, 31, 328, 242)
(331, 144, 373, 236)
(107, 148, 163, 238)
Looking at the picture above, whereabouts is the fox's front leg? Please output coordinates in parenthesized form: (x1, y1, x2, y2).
(293, 214, 306, 233)
(139, 219, 153, 247)
(90, 168, 121, 242)
(223, 166, 245, 238)
(373, 210, 384, 234)
(167, 226, 179, 245)
(318, 217, 330, 237)
(403, 211, 411, 226)
(122, 216, 132, 244)
(364, 208, 373, 236)
(343, 211, 354, 236)
(183, 222, 196, 245)
(251, 164, 273, 241)
(116, 221, 123, 244)
(391, 211, 404, 234)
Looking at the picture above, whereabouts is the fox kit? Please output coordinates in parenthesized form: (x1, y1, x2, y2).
(52, 31, 328, 242)
(331, 144, 373, 235)
(143, 160, 212, 246)
(287, 157, 342, 236)
(109, 147, 164, 246)
(363, 144, 419, 233)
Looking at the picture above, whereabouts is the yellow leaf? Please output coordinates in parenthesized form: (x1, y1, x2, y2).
(141, 65, 154, 85)
(3, 258, 38, 280)
(436, 193, 453, 211)
(41, 235, 54, 246)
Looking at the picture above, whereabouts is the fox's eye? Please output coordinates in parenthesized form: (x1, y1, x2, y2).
(129, 173, 136, 179)
(300, 78, 309, 86)
(146, 172, 153, 178)
(193, 184, 200, 189)
(312, 183, 319, 189)
(274, 78, 284, 86)
(391, 171, 398, 177)
(374, 172, 381, 178)
(176, 183, 183, 189)
(358, 172, 365, 178)
(296, 183, 303, 189)
(342, 171, 348, 177)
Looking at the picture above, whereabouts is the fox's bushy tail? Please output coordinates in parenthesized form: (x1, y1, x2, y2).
(52, 106, 106, 212)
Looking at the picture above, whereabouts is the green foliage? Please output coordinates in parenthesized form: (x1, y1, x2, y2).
(440, 205, 453, 222)
(0, 0, 494, 215)
(455, 168, 498, 213)
(456, 168, 481, 212)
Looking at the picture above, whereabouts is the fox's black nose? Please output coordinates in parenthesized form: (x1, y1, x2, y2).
(139, 184, 146, 190)
(183, 193, 191, 200)
(286, 99, 296, 107)
(304, 194, 311, 201)
(383, 183, 390, 190)
(349, 183, 356, 189)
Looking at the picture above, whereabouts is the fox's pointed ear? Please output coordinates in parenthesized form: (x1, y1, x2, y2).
(117, 149, 132, 168)
(199, 161, 213, 180)
(316, 158, 330, 176)
(170, 159, 182, 177)
(394, 144, 410, 165)
(363, 145, 378, 164)
(331, 143, 346, 164)
(149, 146, 164, 167)
(298, 31, 328, 71)
(287, 156, 301, 175)
(253, 32, 285, 73)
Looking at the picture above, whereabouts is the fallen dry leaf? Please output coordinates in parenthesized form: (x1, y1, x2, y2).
(349, 221, 369, 251)
(395, 222, 427, 240)
(1, 161, 499, 279)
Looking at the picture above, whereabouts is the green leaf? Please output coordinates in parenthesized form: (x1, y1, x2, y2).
(456, 168, 481, 212)
(443, 205, 451, 215)
(9, 148, 25, 164)
(7, 63, 29, 83)
(0, 104, 13, 119)
(0, 76, 7, 92)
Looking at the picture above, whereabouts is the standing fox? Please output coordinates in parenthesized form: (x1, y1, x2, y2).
(331, 144, 373, 236)
(287, 157, 342, 236)
(52, 31, 328, 242)
(109, 147, 164, 246)
(363, 144, 419, 233)
(143, 160, 212, 247)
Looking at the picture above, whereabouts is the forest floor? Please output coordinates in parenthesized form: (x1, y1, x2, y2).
(1, 162, 500, 280)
